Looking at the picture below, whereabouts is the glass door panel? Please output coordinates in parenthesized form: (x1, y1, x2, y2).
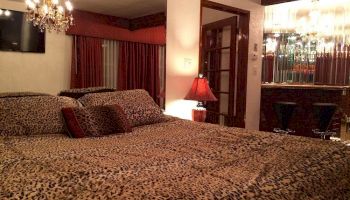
(202, 16, 238, 127)
(220, 49, 231, 70)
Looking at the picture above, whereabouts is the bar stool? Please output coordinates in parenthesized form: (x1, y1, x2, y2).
(273, 101, 297, 134)
(312, 103, 338, 140)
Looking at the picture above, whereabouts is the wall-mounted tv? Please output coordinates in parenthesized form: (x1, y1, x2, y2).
(0, 9, 45, 53)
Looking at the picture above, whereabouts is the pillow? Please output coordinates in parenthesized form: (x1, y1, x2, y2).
(78, 89, 165, 127)
(0, 96, 80, 136)
(58, 87, 116, 99)
(0, 109, 27, 136)
(62, 105, 131, 138)
(0, 92, 50, 99)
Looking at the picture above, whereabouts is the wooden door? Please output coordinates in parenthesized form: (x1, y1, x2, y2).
(201, 17, 238, 127)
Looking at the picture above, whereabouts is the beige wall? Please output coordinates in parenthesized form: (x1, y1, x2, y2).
(165, 0, 201, 120)
(166, 0, 263, 129)
(0, 0, 72, 95)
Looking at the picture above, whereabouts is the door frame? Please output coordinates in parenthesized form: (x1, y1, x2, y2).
(200, 0, 250, 128)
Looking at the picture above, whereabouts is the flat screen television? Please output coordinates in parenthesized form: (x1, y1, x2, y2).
(0, 9, 45, 53)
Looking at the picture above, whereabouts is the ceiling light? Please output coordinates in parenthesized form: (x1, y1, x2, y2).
(25, 0, 74, 32)
(4, 10, 11, 16)
(25, 0, 36, 9)
(57, 6, 64, 14)
(65, 1, 73, 12)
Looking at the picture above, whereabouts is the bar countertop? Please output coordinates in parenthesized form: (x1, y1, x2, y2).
(262, 83, 350, 90)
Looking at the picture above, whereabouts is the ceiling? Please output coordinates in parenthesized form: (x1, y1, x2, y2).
(72, 0, 166, 18)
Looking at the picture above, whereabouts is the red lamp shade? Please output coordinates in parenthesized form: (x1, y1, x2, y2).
(184, 77, 218, 102)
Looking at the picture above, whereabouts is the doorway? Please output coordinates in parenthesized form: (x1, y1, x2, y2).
(200, 0, 250, 128)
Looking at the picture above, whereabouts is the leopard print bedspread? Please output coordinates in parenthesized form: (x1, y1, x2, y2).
(1, 119, 350, 199)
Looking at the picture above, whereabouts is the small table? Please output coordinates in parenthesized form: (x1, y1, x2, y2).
(192, 110, 207, 122)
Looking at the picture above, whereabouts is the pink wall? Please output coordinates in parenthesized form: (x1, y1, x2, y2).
(165, 0, 201, 120)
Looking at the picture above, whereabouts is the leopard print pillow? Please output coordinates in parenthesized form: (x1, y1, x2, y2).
(78, 89, 165, 127)
(0, 96, 80, 136)
(62, 104, 132, 138)
(0, 109, 27, 136)
(58, 87, 116, 99)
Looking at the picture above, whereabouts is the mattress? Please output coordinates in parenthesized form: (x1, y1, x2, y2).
(1, 118, 350, 199)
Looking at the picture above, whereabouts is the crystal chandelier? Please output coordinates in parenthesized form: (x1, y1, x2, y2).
(25, 0, 74, 32)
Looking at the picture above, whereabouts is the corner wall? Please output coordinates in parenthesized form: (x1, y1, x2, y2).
(165, 0, 201, 120)
(0, 0, 72, 95)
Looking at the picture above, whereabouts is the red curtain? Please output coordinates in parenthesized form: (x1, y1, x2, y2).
(71, 36, 103, 88)
(118, 41, 160, 104)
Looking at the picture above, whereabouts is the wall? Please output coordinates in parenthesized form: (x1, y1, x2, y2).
(165, 0, 201, 120)
(0, 0, 72, 95)
(166, 0, 264, 130)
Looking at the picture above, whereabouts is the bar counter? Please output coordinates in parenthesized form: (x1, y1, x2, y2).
(260, 83, 350, 138)
(262, 83, 350, 90)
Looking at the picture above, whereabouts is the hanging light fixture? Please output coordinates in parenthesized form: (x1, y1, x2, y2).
(25, 0, 74, 33)
(0, 9, 11, 17)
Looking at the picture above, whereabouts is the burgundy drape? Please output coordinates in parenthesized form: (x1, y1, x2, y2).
(118, 41, 160, 104)
(71, 36, 103, 88)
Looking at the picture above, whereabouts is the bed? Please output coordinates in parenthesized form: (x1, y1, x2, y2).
(1, 90, 350, 199)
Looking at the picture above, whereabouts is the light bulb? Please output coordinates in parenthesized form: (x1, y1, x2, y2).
(4, 10, 11, 16)
(33, 0, 40, 3)
(26, 0, 36, 9)
(0, 9, 3, 15)
(52, 0, 59, 5)
(58, 6, 64, 13)
(43, 4, 48, 14)
(65, 1, 73, 11)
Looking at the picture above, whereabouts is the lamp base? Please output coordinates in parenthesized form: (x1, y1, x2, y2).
(192, 109, 207, 122)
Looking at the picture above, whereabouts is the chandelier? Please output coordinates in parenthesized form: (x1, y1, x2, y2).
(25, 0, 74, 32)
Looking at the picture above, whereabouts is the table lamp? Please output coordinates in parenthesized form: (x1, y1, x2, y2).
(184, 74, 218, 122)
